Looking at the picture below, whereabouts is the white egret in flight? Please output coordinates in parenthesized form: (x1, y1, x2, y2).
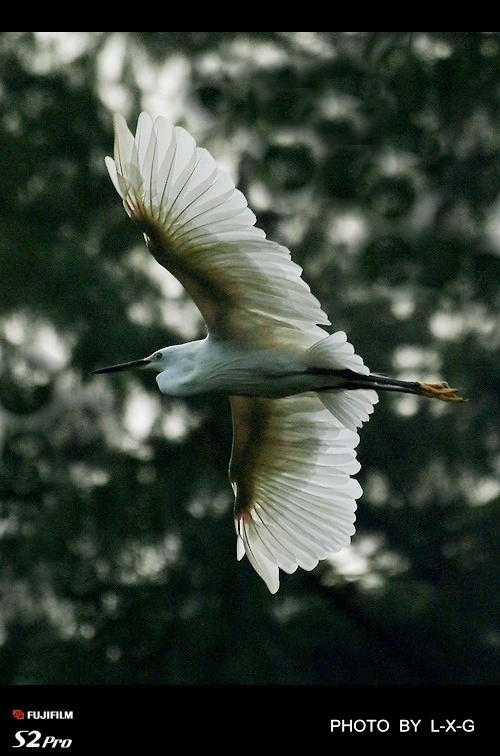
(93, 112, 464, 593)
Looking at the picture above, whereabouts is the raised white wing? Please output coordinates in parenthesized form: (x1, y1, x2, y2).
(229, 393, 363, 593)
(105, 112, 329, 347)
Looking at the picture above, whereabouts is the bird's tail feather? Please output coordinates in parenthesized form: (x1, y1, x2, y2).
(306, 332, 378, 430)
(307, 331, 370, 375)
(307, 332, 465, 430)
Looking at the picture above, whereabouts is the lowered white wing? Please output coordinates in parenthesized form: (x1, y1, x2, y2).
(230, 393, 363, 593)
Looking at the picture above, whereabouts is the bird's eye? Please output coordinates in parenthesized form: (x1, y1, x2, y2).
(154, 353, 162, 360)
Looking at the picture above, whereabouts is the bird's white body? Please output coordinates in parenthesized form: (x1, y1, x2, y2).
(156, 339, 311, 397)
(95, 112, 463, 593)
(153, 337, 352, 398)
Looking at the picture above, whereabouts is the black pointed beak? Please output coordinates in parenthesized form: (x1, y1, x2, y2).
(92, 357, 151, 375)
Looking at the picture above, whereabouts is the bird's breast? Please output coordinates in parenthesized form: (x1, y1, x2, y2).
(172, 344, 322, 398)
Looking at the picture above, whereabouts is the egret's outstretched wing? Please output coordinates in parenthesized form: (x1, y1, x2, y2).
(106, 112, 329, 347)
(229, 393, 362, 593)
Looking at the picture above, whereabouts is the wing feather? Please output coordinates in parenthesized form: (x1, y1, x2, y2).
(229, 393, 361, 593)
(106, 113, 329, 347)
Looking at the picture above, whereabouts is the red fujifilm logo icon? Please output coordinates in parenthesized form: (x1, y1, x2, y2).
(13, 710, 25, 719)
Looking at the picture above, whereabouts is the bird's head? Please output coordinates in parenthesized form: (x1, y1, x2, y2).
(92, 348, 168, 376)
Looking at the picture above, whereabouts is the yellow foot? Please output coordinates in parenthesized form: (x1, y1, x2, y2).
(417, 382, 467, 402)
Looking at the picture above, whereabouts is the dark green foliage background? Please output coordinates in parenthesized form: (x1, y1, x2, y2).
(0, 32, 498, 686)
